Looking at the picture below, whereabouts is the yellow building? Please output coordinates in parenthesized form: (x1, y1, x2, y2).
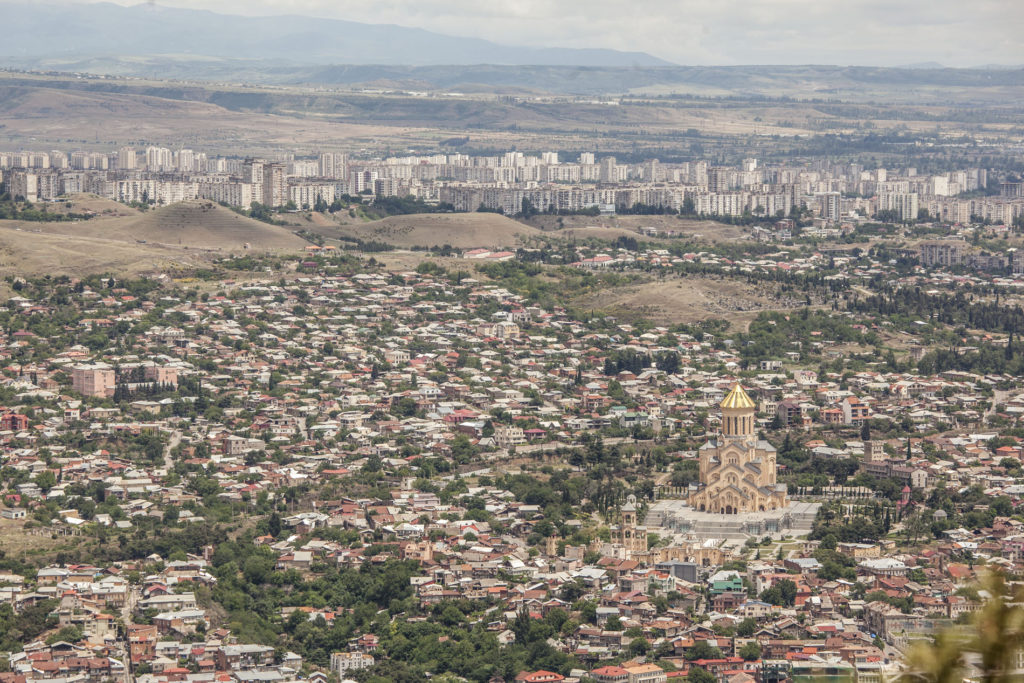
(689, 384, 788, 514)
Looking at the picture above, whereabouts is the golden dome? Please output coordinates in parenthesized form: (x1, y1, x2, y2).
(721, 383, 756, 411)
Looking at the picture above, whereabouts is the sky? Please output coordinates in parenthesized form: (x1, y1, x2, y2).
(52, 0, 1024, 66)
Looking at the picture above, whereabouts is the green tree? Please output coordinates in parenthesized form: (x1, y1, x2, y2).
(34, 470, 57, 492)
(46, 625, 84, 645)
(628, 637, 649, 657)
(687, 667, 716, 683)
(760, 579, 798, 607)
(242, 553, 274, 584)
(686, 640, 723, 660)
(736, 617, 758, 637)
(739, 641, 762, 661)
(267, 512, 282, 538)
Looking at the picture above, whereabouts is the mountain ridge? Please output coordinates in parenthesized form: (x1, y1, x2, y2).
(0, 1, 673, 67)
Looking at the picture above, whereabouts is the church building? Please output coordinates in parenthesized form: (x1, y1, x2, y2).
(688, 383, 788, 514)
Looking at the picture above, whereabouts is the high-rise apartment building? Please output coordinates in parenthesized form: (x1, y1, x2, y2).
(878, 192, 919, 221)
(243, 158, 265, 187)
(145, 147, 172, 171)
(261, 162, 287, 207)
(708, 167, 732, 193)
(599, 156, 618, 183)
(176, 149, 195, 173)
(117, 147, 137, 170)
(817, 191, 842, 223)
(7, 171, 38, 202)
(349, 170, 378, 194)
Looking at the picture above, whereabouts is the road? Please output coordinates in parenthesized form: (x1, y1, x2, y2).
(121, 585, 139, 682)
(988, 389, 1011, 420)
(163, 429, 182, 470)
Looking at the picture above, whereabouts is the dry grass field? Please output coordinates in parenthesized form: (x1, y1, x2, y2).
(574, 274, 808, 329)
(0, 518, 75, 558)
(12, 200, 306, 250)
(0, 225, 214, 276)
(91, 201, 307, 251)
(527, 215, 748, 243)
(0, 83, 436, 156)
(8, 71, 1017, 159)
(331, 213, 544, 249)
(0, 200, 309, 276)
(49, 194, 142, 218)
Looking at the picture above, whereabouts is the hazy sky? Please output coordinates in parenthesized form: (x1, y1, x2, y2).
(57, 0, 1024, 66)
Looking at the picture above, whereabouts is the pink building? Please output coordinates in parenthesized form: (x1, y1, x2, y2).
(72, 365, 116, 398)
(145, 365, 179, 386)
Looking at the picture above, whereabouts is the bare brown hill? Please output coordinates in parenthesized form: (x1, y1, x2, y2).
(334, 213, 543, 249)
(28, 200, 307, 252)
(46, 194, 142, 218)
(0, 225, 210, 277)
(557, 226, 655, 242)
(65, 194, 142, 217)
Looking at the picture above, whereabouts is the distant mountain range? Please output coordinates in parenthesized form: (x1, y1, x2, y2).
(0, 1, 672, 67)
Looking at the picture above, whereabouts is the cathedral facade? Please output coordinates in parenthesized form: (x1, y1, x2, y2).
(688, 384, 789, 514)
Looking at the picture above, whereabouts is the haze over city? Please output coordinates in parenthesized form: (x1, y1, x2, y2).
(26, 0, 1024, 66)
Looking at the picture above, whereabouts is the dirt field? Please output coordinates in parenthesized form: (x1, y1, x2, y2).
(370, 251, 469, 271)
(0, 518, 75, 559)
(329, 213, 544, 249)
(0, 224, 218, 276)
(526, 215, 748, 244)
(574, 273, 807, 329)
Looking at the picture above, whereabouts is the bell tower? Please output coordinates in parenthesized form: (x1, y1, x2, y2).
(619, 495, 647, 556)
(622, 497, 637, 528)
(721, 383, 756, 438)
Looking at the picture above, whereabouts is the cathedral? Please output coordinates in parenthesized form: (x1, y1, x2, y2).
(688, 383, 788, 514)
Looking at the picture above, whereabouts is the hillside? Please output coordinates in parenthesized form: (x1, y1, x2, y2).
(29, 201, 308, 252)
(0, 225, 209, 277)
(334, 213, 543, 249)
(63, 193, 142, 217)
